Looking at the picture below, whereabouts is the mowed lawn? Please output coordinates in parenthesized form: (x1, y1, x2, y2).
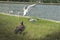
(0, 14, 60, 40)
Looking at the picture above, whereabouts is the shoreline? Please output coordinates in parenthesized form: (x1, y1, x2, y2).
(0, 1, 60, 5)
(0, 13, 60, 23)
(0, 12, 30, 18)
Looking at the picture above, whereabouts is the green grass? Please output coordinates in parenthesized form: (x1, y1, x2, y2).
(0, 14, 60, 40)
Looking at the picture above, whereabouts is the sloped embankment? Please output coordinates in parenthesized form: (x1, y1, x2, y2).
(0, 14, 60, 40)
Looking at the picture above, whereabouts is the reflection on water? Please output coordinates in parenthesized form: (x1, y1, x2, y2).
(0, 3, 60, 21)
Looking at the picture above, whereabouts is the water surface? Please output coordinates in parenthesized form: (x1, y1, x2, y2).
(0, 3, 60, 21)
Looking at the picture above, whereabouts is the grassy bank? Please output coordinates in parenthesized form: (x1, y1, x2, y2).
(0, 14, 60, 40)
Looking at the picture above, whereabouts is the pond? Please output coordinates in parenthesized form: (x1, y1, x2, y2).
(0, 3, 60, 21)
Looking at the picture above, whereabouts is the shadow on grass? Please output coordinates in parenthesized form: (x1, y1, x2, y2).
(13, 31, 60, 40)
(38, 31, 60, 40)
(0, 30, 60, 40)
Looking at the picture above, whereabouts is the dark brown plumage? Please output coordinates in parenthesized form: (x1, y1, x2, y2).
(14, 21, 25, 34)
